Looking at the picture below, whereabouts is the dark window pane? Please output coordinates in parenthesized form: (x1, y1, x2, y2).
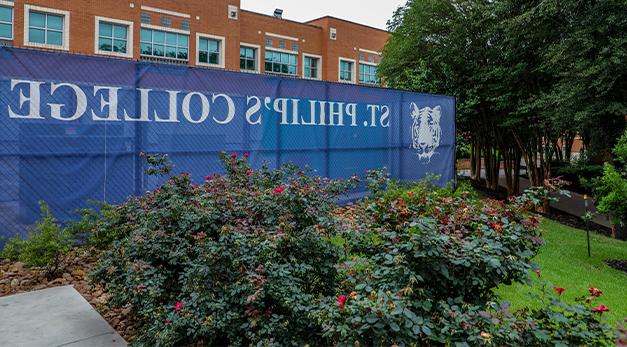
(140, 29, 151, 42)
(178, 48, 188, 60)
(0, 7, 12, 23)
(99, 22, 112, 37)
(29, 12, 45, 28)
(114, 25, 127, 40)
(47, 30, 62, 46)
(114, 39, 127, 53)
(0, 23, 11, 39)
(99, 37, 112, 51)
(199, 51, 208, 63)
(29, 28, 45, 43)
(47, 14, 63, 31)
(166, 32, 177, 45)
(153, 44, 164, 56)
(140, 42, 152, 55)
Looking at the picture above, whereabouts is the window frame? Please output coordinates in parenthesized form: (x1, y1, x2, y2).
(359, 61, 380, 85)
(140, 23, 190, 62)
(264, 47, 298, 76)
(239, 43, 260, 73)
(302, 53, 322, 80)
(94, 16, 133, 58)
(338, 57, 356, 84)
(0, 1, 14, 41)
(195, 33, 225, 68)
(24, 4, 70, 50)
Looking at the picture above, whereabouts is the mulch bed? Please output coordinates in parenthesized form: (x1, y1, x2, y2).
(0, 248, 137, 342)
(605, 259, 627, 274)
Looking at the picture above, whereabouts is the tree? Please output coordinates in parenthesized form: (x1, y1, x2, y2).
(380, 0, 627, 195)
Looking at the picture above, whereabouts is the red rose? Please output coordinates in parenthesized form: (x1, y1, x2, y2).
(246, 170, 253, 176)
(193, 184, 199, 189)
(273, 187, 284, 194)
(230, 153, 237, 158)
(174, 301, 183, 311)
(205, 175, 212, 180)
(243, 153, 249, 158)
(553, 285, 566, 295)
(337, 295, 347, 309)
(593, 304, 609, 314)
(589, 287, 603, 297)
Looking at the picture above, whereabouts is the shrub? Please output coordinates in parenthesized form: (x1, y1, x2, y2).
(593, 131, 627, 226)
(90, 155, 615, 346)
(1, 201, 72, 277)
(91, 153, 357, 346)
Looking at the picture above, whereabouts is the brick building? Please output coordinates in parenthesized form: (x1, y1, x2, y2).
(0, 0, 390, 85)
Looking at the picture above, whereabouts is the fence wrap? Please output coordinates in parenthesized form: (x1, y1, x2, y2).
(0, 47, 455, 239)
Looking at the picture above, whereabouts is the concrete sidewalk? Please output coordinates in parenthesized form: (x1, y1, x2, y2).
(0, 286, 126, 347)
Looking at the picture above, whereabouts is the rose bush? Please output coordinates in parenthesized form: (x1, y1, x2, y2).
(91, 153, 357, 346)
(88, 157, 615, 346)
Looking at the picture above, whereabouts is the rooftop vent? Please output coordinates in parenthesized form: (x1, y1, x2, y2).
(274, 9, 283, 19)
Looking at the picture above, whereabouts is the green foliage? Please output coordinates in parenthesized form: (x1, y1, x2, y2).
(592, 132, 627, 225)
(1, 201, 72, 276)
(89, 156, 614, 346)
(91, 153, 357, 346)
(379, 0, 627, 188)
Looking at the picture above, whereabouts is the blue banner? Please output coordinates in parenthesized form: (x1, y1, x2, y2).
(0, 47, 455, 240)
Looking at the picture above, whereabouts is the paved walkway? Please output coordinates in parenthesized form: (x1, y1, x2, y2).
(460, 170, 612, 229)
(0, 286, 126, 347)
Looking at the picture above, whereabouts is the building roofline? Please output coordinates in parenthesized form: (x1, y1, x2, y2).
(305, 16, 391, 34)
(240, 9, 322, 30)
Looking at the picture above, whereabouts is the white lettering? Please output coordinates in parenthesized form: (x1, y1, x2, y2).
(182, 92, 210, 124)
(8, 79, 44, 119)
(345, 103, 357, 127)
(212, 93, 235, 124)
(246, 96, 262, 125)
(48, 83, 87, 121)
(124, 88, 152, 122)
(92, 86, 121, 121)
(380, 105, 390, 128)
(274, 98, 289, 125)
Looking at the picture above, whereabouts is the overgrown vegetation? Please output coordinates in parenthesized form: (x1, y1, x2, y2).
(81, 155, 616, 346)
(1, 201, 72, 278)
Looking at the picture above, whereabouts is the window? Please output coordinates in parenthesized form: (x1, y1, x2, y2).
(197, 35, 223, 67)
(140, 28, 189, 61)
(140, 13, 151, 24)
(181, 20, 190, 31)
(292, 43, 298, 52)
(330, 28, 337, 40)
(303, 55, 320, 80)
(359, 63, 379, 85)
(278, 40, 286, 49)
(265, 38, 272, 47)
(0, 5, 12, 40)
(160, 17, 171, 27)
(240, 45, 257, 72)
(96, 18, 132, 57)
(339, 58, 355, 82)
(25, 5, 69, 49)
(265, 49, 297, 75)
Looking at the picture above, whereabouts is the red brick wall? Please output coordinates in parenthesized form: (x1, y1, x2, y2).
(6, 1, 390, 84)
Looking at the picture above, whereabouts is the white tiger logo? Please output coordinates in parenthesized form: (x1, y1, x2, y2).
(410, 103, 442, 162)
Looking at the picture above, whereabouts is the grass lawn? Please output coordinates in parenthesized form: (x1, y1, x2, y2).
(496, 218, 627, 325)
